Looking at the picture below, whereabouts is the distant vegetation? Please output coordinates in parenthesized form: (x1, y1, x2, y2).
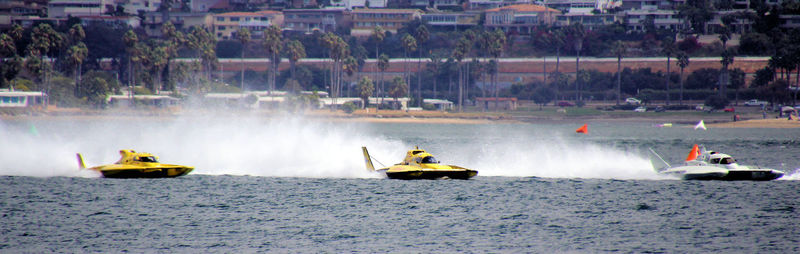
(2, 1, 800, 109)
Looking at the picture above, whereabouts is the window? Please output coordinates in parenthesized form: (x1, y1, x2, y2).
(231, 17, 240, 21)
(421, 156, 438, 164)
(217, 17, 224, 21)
(136, 156, 158, 162)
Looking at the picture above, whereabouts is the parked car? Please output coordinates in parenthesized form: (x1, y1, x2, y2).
(634, 106, 647, 112)
(723, 107, 735, 112)
(695, 104, 706, 111)
(625, 97, 642, 105)
(556, 101, 574, 107)
(743, 99, 768, 107)
(654, 106, 665, 112)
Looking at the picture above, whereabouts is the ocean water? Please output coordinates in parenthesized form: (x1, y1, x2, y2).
(1, 116, 799, 252)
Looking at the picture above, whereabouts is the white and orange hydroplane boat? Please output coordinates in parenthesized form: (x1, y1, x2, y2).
(649, 144, 783, 181)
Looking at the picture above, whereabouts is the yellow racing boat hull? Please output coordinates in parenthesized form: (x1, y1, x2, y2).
(384, 169, 478, 180)
(98, 167, 194, 179)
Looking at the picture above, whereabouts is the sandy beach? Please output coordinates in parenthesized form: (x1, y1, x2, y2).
(3, 107, 800, 128)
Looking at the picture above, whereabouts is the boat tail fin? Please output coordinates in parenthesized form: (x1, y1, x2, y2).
(648, 148, 670, 172)
(76, 153, 87, 170)
(361, 147, 376, 172)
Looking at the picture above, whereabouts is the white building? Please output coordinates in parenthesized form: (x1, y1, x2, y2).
(0, 90, 47, 108)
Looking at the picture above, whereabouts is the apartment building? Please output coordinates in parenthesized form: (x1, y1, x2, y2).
(48, 0, 111, 18)
(350, 8, 421, 36)
(484, 4, 559, 34)
(212, 11, 283, 40)
(142, 11, 213, 37)
(422, 11, 480, 30)
(282, 8, 350, 34)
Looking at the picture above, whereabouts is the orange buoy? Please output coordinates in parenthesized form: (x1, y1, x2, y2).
(575, 124, 588, 134)
(685, 144, 700, 161)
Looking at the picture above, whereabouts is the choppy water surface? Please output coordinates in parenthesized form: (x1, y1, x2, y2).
(1, 117, 799, 252)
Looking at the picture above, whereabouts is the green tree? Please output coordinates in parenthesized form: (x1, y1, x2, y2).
(389, 76, 408, 110)
(357, 76, 374, 109)
(678, 0, 714, 34)
(0, 34, 17, 87)
(532, 85, 556, 110)
(235, 27, 251, 92)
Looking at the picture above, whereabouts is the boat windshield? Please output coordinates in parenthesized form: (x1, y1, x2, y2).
(719, 157, 736, 164)
(137, 156, 158, 163)
(710, 157, 735, 164)
(421, 156, 438, 164)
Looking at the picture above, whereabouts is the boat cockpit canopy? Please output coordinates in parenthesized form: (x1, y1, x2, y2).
(421, 156, 438, 164)
(136, 156, 158, 163)
(709, 156, 735, 165)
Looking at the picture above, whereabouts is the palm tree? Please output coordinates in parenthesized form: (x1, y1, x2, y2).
(612, 40, 625, 105)
(401, 33, 417, 102)
(286, 40, 306, 81)
(342, 56, 358, 96)
(488, 29, 506, 110)
(371, 26, 385, 87)
(377, 53, 389, 106)
(720, 48, 736, 97)
(262, 25, 282, 93)
(235, 27, 250, 92)
(551, 30, 565, 81)
(10, 24, 23, 41)
(662, 37, 676, 105)
(0, 33, 16, 62)
(427, 54, 441, 99)
(68, 24, 85, 45)
(123, 30, 138, 100)
(567, 23, 585, 103)
(452, 37, 469, 112)
(389, 76, 408, 110)
(677, 52, 690, 105)
(321, 32, 349, 108)
(357, 76, 374, 109)
(161, 21, 184, 91)
(67, 42, 88, 96)
(414, 25, 429, 107)
(31, 23, 62, 104)
(0, 34, 17, 88)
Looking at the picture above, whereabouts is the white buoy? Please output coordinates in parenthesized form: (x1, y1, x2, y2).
(694, 120, 707, 130)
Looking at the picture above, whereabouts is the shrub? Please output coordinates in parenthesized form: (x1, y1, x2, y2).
(341, 101, 357, 114)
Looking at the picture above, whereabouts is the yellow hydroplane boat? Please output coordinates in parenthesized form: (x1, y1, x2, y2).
(77, 150, 194, 178)
(362, 146, 477, 180)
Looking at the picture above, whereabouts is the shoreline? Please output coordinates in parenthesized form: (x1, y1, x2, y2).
(2, 108, 799, 128)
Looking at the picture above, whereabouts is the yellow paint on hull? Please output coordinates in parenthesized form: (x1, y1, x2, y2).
(78, 150, 194, 179)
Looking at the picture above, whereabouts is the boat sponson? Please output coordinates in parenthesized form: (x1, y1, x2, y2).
(385, 169, 478, 180)
(684, 170, 783, 181)
(100, 167, 194, 179)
